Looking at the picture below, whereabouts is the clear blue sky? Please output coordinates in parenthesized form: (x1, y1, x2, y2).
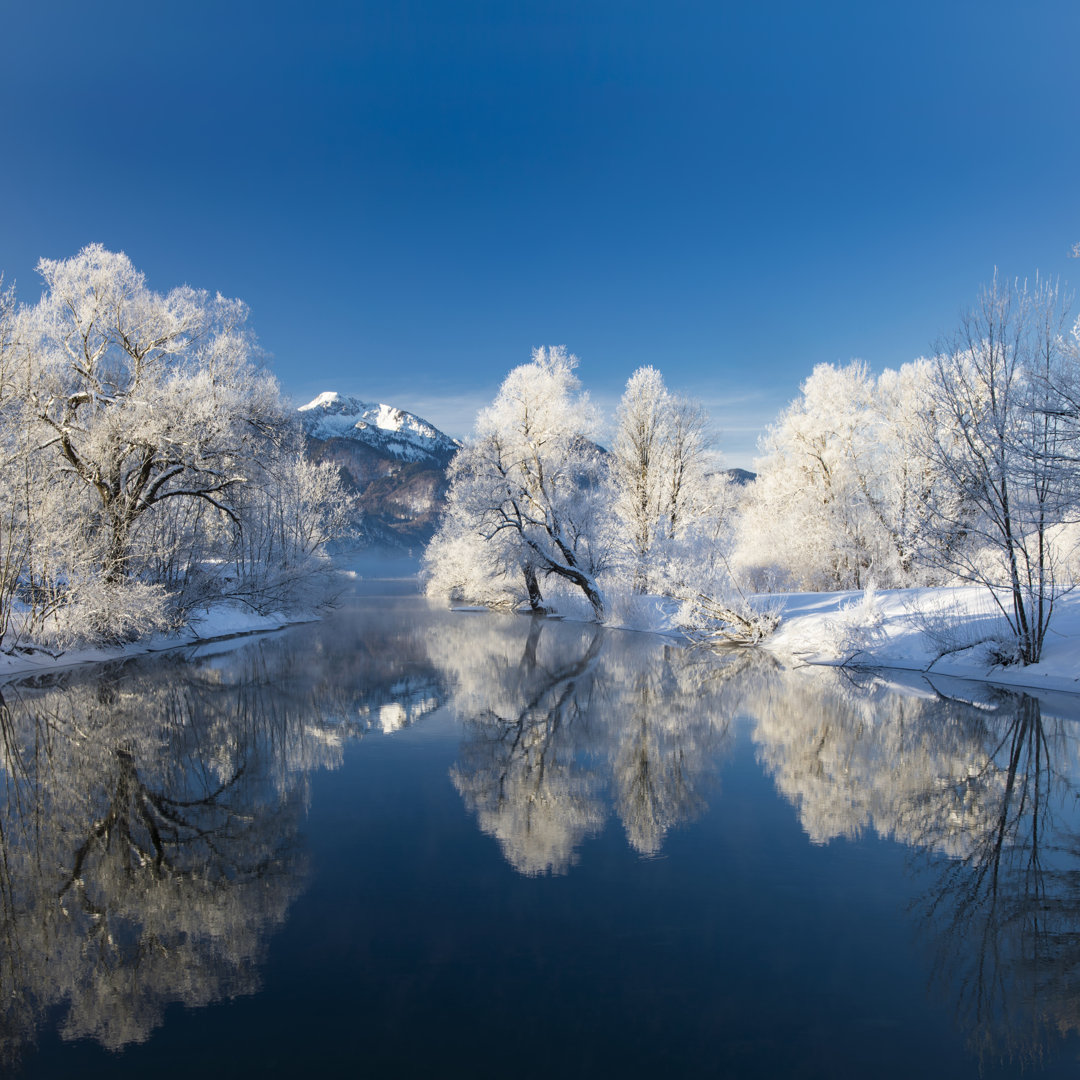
(2, 0, 1078, 466)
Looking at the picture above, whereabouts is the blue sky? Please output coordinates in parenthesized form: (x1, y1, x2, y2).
(2, 0, 1079, 467)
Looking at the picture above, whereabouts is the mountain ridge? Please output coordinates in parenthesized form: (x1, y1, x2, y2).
(298, 391, 460, 467)
(298, 391, 459, 550)
(298, 392, 755, 551)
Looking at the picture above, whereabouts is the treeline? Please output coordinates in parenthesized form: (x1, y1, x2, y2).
(0, 245, 354, 651)
(424, 275, 1080, 664)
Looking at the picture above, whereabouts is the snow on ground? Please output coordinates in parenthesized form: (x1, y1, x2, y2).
(762, 584, 1080, 696)
(0, 605, 311, 683)
(0, 551, 421, 685)
(4, 558, 1078, 703)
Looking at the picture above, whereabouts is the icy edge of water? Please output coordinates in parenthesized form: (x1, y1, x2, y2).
(0, 605, 318, 684)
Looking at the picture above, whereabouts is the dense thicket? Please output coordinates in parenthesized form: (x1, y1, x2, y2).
(423, 349, 745, 631)
(0, 246, 354, 650)
(424, 276, 1080, 664)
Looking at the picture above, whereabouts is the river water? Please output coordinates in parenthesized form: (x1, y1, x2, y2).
(3, 587, 1080, 1077)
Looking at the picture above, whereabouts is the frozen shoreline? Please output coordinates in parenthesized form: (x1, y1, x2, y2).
(5, 566, 1079, 704)
(0, 552, 425, 684)
(760, 585, 1080, 697)
(0, 606, 315, 684)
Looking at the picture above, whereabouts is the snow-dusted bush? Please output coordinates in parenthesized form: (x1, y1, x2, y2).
(899, 590, 1019, 666)
(633, 474, 781, 646)
(597, 585, 672, 632)
(421, 523, 526, 610)
(826, 581, 887, 659)
(674, 590, 782, 647)
(34, 579, 176, 649)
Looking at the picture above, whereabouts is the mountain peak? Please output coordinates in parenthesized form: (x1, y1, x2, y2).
(298, 391, 460, 465)
(298, 391, 347, 412)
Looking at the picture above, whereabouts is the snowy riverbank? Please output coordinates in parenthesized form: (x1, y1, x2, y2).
(0, 552, 425, 684)
(5, 565, 1078, 703)
(0, 605, 314, 683)
(761, 585, 1080, 697)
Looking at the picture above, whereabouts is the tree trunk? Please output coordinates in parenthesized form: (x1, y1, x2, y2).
(524, 563, 544, 612)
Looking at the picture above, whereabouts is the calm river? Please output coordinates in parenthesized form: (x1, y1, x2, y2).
(3, 585, 1080, 1077)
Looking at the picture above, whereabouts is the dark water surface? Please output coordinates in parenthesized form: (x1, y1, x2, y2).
(4, 592, 1080, 1078)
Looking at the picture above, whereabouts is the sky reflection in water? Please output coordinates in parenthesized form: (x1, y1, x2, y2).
(3, 597, 1080, 1078)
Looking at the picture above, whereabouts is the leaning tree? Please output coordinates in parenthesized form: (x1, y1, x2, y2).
(426, 346, 611, 619)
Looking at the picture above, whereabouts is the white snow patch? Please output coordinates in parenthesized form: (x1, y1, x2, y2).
(535, 582, 1080, 698)
(298, 390, 344, 411)
(0, 604, 314, 683)
(763, 585, 1080, 696)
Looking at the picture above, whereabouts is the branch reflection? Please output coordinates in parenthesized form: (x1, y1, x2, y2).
(0, 604, 448, 1068)
(6, 599, 1080, 1075)
(430, 616, 748, 875)
(746, 668, 1080, 1066)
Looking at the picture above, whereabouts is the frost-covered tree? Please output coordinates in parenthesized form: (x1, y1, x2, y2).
(0, 280, 26, 646)
(13, 245, 283, 585)
(869, 359, 943, 577)
(920, 274, 1080, 664)
(736, 360, 941, 591)
(736, 362, 874, 589)
(425, 347, 610, 619)
(610, 367, 713, 592)
(664, 394, 712, 535)
(227, 451, 358, 614)
(0, 246, 354, 647)
(611, 366, 668, 591)
(421, 496, 532, 610)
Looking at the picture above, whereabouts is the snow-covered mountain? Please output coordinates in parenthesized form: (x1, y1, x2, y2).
(298, 393, 753, 552)
(299, 392, 460, 550)
(298, 392, 460, 467)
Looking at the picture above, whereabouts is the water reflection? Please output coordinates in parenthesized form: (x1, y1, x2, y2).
(3, 600, 1080, 1075)
(430, 616, 744, 874)
(436, 616, 1080, 1066)
(744, 669, 1080, 1066)
(0, 606, 448, 1069)
(441, 621, 609, 876)
(913, 692, 1080, 1067)
(0, 666, 305, 1062)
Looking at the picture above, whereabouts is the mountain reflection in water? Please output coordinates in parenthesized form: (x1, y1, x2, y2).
(1, 598, 1079, 1076)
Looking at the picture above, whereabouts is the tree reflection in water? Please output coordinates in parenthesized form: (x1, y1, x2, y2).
(913, 690, 1080, 1068)
(745, 667, 1080, 1068)
(0, 604, 448, 1070)
(436, 613, 1080, 1068)
(431, 615, 746, 875)
(4, 600, 1080, 1075)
